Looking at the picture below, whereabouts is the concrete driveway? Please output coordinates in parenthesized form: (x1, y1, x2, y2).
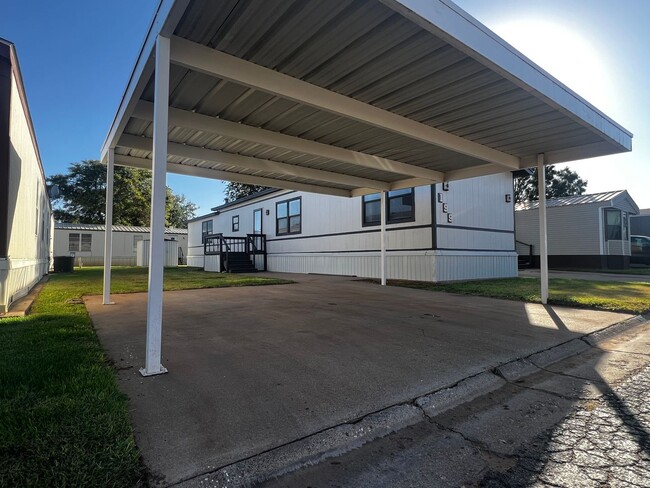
(85, 273, 632, 486)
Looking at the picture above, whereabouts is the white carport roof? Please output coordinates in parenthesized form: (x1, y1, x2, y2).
(102, 0, 632, 197)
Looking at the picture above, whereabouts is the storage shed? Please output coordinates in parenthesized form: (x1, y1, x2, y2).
(54, 223, 187, 266)
(515, 191, 639, 269)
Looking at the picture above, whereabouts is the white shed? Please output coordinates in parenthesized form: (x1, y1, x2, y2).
(515, 191, 639, 269)
(0, 39, 52, 313)
(54, 223, 188, 267)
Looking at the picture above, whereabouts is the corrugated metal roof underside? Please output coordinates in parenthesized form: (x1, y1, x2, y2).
(171, 0, 605, 151)
(55, 223, 188, 234)
(515, 190, 627, 211)
(116, 0, 628, 191)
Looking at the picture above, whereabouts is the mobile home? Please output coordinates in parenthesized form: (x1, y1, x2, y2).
(0, 39, 52, 313)
(515, 191, 639, 269)
(54, 223, 188, 266)
(188, 173, 518, 282)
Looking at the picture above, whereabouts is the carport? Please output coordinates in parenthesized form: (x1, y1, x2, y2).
(100, 0, 632, 376)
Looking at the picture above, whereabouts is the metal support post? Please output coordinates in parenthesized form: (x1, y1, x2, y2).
(380, 191, 387, 286)
(102, 148, 115, 305)
(537, 154, 549, 305)
(141, 35, 170, 376)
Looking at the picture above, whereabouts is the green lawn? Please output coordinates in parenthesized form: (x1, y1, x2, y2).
(554, 267, 650, 276)
(0, 267, 291, 487)
(379, 277, 650, 315)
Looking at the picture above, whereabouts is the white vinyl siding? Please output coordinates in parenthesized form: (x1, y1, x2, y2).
(188, 173, 517, 282)
(54, 229, 187, 266)
(1, 60, 52, 312)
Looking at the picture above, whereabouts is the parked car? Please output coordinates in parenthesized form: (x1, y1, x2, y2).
(631, 235, 650, 265)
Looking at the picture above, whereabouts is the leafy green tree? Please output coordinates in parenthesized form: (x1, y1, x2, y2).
(514, 165, 587, 203)
(48, 160, 198, 227)
(224, 182, 271, 203)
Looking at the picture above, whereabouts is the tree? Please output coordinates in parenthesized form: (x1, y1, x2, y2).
(224, 182, 271, 203)
(514, 165, 587, 203)
(48, 160, 198, 227)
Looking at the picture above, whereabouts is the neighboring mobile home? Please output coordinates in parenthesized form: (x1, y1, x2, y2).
(188, 173, 518, 282)
(54, 223, 188, 266)
(515, 191, 639, 269)
(631, 208, 650, 236)
(0, 39, 52, 313)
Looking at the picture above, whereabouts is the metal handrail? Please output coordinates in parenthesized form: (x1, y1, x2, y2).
(204, 233, 267, 271)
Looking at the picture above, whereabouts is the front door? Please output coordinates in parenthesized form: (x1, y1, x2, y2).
(253, 208, 263, 234)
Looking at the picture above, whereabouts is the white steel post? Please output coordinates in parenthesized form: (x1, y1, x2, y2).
(537, 154, 549, 305)
(140, 35, 170, 377)
(102, 148, 115, 305)
(380, 191, 387, 286)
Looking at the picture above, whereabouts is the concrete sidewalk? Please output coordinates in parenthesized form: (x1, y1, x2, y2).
(85, 274, 632, 486)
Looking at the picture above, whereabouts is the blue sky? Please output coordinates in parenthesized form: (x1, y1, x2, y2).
(1, 0, 648, 216)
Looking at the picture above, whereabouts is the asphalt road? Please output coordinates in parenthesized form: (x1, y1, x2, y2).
(263, 320, 650, 488)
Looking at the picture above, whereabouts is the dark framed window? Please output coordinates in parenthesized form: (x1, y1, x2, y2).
(604, 208, 622, 241)
(362, 193, 381, 226)
(253, 208, 263, 234)
(201, 220, 213, 243)
(232, 215, 239, 232)
(362, 188, 415, 226)
(276, 197, 301, 235)
(68, 233, 92, 252)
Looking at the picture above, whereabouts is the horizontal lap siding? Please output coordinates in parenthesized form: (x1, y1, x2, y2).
(437, 227, 513, 250)
(2, 64, 51, 311)
(515, 203, 602, 255)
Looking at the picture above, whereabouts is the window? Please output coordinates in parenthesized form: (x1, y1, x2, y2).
(362, 188, 415, 226)
(68, 233, 80, 252)
(276, 197, 301, 235)
(68, 233, 92, 252)
(133, 235, 143, 253)
(81, 234, 92, 252)
(253, 208, 262, 234)
(604, 208, 622, 241)
(232, 215, 239, 232)
(202, 220, 213, 243)
(362, 194, 381, 226)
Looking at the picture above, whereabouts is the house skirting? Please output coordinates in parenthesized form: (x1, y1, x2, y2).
(0, 257, 48, 312)
(265, 250, 517, 282)
(530, 254, 630, 270)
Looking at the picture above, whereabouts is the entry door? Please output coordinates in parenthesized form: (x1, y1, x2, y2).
(253, 208, 263, 234)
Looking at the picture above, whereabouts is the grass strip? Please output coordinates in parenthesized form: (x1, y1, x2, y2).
(372, 277, 650, 315)
(0, 267, 291, 487)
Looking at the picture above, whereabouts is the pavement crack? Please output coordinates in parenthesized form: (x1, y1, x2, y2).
(504, 380, 586, 401)
(430, 420, 519, 462)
